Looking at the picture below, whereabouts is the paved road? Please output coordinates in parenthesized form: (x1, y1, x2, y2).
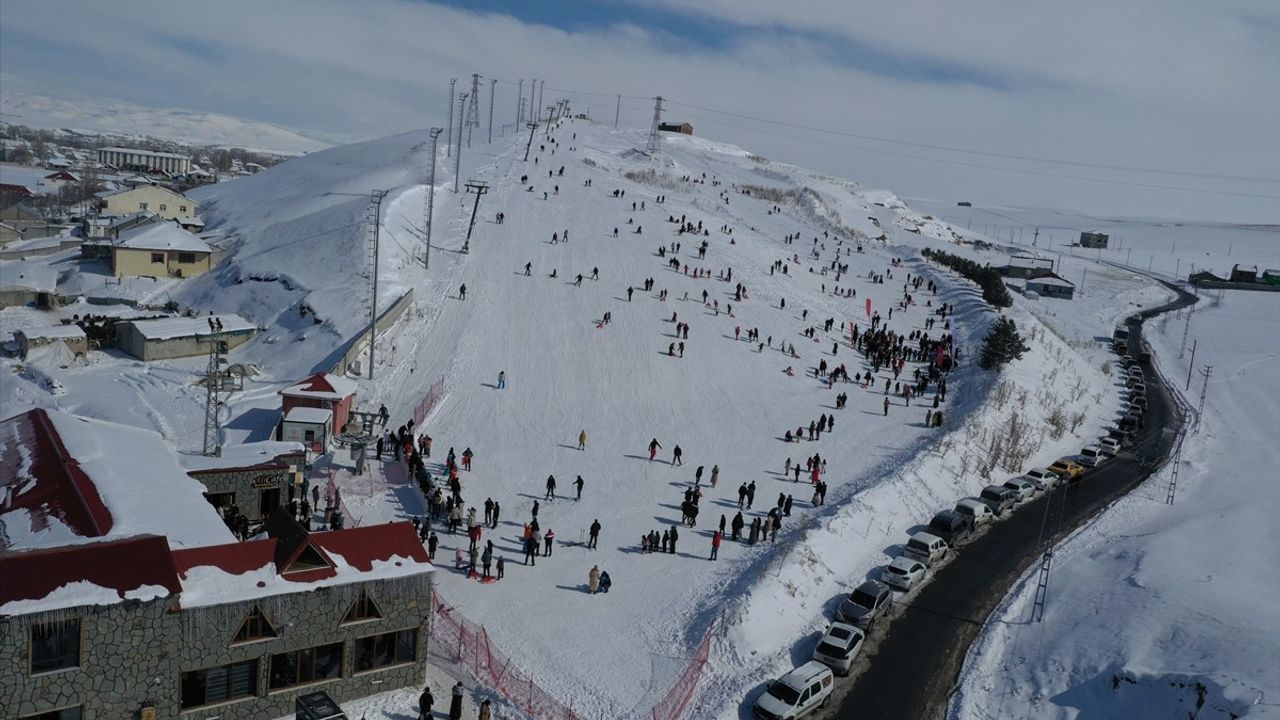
(829, 281, 1198, 720)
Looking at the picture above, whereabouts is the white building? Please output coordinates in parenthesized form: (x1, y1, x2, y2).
(97, 147, 191, 176)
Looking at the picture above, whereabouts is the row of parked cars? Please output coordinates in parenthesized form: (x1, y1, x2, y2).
(752, 345, 1155, 719)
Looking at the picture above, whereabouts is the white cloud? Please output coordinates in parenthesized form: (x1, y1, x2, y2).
(1, 0, 1276, 221)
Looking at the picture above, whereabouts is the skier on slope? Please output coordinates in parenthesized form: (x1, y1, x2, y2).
(648, 438, 662, 461)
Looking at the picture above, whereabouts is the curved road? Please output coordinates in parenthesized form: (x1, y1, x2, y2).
(829, 280, 1198, 720)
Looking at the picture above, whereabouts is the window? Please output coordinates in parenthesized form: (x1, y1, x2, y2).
(355, 629, 417, 673)
(303, 430, 316, 443)
(268, 643, 343, 690)
(150, 253, 164, 264)
(232, 605, 277, 644)
(139, 202, 148, 210)
(342, 592, 382, 624)
(30, 619, 80, 674)
(177, 252, 197, 264)
(159, 204, 167, 212)
(180, 659, 259, 709)
(179, 205, 188, 213)
(20, 707, 82, 720)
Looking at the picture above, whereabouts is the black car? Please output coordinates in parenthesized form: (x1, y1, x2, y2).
(927, 510, 974, 546)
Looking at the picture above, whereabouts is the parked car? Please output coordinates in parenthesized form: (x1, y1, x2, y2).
(1025, 468, 1060, 490)
(1126, 374, 1145, 388)
(837, 580, 893, 628)
(753, 661, 835, 720)
(955, 498, 995, 526)
(1139, 351, 1151, 364)
(1078, 445, 1105, 467)
(927, 510, 974, 546)
(1048, 458, 1086, 481)
(811, 623, 865, 676)
(1118, 416, 1139, 434)
(1130, 395, 1148, 411)
(1125, 411, 1146, 429)
(882, 556, 927, 591)
(1003, 477, 1038, 502)
(903, 531, 949, 565)
(1098, 437, 1121, 457)
(979, 485, 1017, 516)
(1107, 428, 1132, 446)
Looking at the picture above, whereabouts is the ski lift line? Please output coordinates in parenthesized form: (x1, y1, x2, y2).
(663, 99, 1280, 185)
(657, 109, 1280, 200)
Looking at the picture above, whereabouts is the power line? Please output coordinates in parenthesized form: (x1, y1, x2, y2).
(664, 98, 1280, 184)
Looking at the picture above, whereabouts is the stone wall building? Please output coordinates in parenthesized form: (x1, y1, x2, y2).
(181, 442, 308, 523)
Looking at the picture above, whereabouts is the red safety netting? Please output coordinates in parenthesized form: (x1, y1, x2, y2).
(429, 594, 718, 720)
(414, 377, 446, 428)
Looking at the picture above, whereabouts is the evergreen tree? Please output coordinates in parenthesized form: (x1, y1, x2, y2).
(979, 317, 1030, 369)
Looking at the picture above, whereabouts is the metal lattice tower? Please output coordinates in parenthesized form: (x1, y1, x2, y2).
(201, 318, 227, 456)
(646, 96, 664, 154)
(446, 79, 456, 158)
(1166, 436, 1182, 504)
(465, 73, 482, 149)
(365, 191, 386, 379)
(1193, 365, 1212, 434)
(1030, 478, 1066, 622)
(1178, 302, 1195, 359)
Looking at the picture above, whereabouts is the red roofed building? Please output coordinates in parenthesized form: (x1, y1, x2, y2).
(1, 519, 433, 719)
(279, 372, 358, 447)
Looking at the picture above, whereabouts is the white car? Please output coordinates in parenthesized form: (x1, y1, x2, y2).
(1078, 445, 1105, 467)
(881, 556, 927, 592)
(1002, 477, 1037, 502)
(753, 661, 834, 719)
(1025, 468, 1059, 491)
(1098, 437, 1121, 457)
(811, 622, 865, 676)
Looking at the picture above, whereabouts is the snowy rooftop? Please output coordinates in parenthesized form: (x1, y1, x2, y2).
(178, 440, 305, 473)
(127, 313, 255, 341)
(18, 324, 85, 341)
(0, 408, 235, 552)
(1007, 255, 1054, 269)
(281, 372, 358, 402)
(115, 221, 211, 253)
(284, 406, 333, 425)
(0, 260, 57, 292)
(172, 520, 433, 609)
(99, 146, 189, 160)
(1026, 274, 1076, 288)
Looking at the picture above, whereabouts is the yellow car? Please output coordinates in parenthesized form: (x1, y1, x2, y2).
(1048, 458, 1086, 480)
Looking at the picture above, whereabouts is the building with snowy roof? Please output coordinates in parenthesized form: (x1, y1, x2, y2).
(96, 146, 191, 176)
(0, 259, 58, 309)
(115, 313, 256, 361)
(0, 408, 433, 719)
(96, 183, 197, 220)
(180, 441, 308, 524)
(280, 373, 359, 444)
(997, 254, 1055, 279)
(1025, 273, 1076, 300)
(14, 324, 88, 359)
(110, 220, 213, 279)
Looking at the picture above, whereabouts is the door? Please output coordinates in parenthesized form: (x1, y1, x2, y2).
(259, 488, 281, 520)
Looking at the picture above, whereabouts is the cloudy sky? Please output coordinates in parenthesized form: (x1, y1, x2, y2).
(3, 0, 1277, 221)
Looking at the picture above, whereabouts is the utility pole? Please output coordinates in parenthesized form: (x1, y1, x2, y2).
(201, 317, 228, 456)
(365, 190, 386, 379)
(1185, 340, 1197, 391)
(537, 80, 545, 121)
(529, 78, 537, 121)
(1178, 302, 1195, 358)
(1193, 365, 1212, 434)
(463, 181, 490, 241)
(615, 94, 621, 128)
(1033, 228, 1039, 246)
(488, 78, 496, 144)
(516, 79, 524, 124)
(446, 78, 456, 158)
(523, 121, 538, 162)
(453, 93, 466, 192)
(424, 128, 442, 270)
(646, 96, 664, 154)
(545, 106, 555, 137)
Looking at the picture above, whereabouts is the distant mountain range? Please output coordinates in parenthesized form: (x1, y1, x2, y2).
(1, 86, 338, 156)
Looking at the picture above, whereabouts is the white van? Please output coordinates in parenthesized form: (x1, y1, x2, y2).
(902, 531, 948, 566)
(753, 661, 835, 719)
(954, 498, 995, 526)
(1078, 445, 1105, 467)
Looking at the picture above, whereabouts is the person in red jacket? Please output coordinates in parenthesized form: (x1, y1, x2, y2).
(710, 530, 722, 560)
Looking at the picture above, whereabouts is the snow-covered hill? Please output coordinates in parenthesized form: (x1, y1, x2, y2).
(0, 86, 334, 155)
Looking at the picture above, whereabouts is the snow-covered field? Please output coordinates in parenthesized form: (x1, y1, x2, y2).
(4, 117, 1272, 719)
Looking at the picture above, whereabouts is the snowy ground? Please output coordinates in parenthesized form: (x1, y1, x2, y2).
(5, 118, 1259, 718)
(949, 292, 1280, 716)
